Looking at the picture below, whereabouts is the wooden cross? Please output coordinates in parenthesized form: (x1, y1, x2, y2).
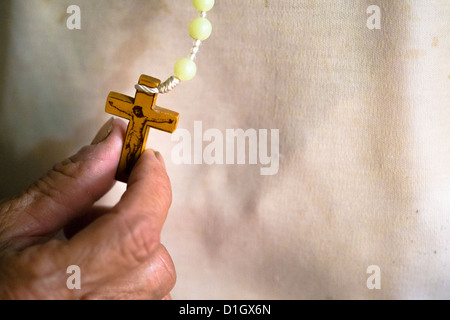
(106, 75, 179, 182)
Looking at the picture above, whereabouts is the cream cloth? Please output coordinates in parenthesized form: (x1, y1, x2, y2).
(0, 0, 448, 299)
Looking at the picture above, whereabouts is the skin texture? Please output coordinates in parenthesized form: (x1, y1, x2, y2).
(0, 118, 176, 300)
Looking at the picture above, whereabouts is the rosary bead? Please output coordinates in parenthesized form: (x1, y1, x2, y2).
(174, 58, 197, 81)
(192, 0, 215, 12)
(189, 17, 212, 41)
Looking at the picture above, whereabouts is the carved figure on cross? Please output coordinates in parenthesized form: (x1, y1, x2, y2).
(106, 75, 179, 182)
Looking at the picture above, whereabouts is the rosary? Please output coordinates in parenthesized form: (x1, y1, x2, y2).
(105, 0, 214, 182)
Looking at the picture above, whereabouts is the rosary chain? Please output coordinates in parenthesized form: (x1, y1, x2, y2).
(135, 9, 210, 95)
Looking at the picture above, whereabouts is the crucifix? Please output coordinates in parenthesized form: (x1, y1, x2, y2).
(106, 75, 179, 183)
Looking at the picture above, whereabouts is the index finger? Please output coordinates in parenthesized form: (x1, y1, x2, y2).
(61, 150, 173, 287)
(115, 149, 172, 232)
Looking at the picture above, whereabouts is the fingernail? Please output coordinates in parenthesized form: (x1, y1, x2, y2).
(152, 149, 166, 169)
(91, 118, 114, 145)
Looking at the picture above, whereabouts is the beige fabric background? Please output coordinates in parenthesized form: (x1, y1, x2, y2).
(0, 0, 449, 299)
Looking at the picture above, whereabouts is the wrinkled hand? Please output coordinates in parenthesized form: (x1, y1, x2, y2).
(0, 118, 176, 300)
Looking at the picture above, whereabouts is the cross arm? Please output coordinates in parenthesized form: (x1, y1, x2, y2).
(150, 106, 180, 133)
(106, 92, 135, 119)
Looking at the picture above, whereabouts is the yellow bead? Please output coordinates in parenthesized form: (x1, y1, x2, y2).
(174, 58, 197, 81)
(192, 0, 215, 12)
(189, 17, 212, 41)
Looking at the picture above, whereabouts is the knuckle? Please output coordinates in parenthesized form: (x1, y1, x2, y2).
(146, 245, 177, 299)
(159, 246, 177, 289)
(158, 245, 176, 282)
(118, 214, 160, 265)
(26, 158, 81, 205)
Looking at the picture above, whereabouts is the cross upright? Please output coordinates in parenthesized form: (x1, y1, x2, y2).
(106, 75, 179, 183)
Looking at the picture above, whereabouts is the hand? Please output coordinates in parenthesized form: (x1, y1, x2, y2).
(0, 118, 176, 300)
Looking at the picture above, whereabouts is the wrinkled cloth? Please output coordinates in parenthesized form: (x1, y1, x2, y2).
(0, 0, 449, 299)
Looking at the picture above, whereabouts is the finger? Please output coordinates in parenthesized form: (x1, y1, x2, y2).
(0, 118, 127, 249)
(63, 150, 168, 240)
(116, 149, 172, 233)
(61, 150, 173, 284)
(78, 244, 176, 300)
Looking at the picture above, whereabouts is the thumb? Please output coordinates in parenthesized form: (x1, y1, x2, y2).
(0, 118, 127, 249)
